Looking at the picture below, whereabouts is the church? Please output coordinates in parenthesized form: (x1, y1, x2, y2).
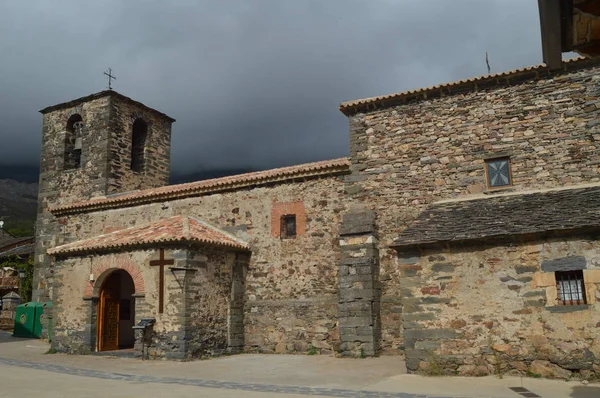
(32, 56, 600, 377)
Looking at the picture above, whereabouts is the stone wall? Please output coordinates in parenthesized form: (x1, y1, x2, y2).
(397, 233, 600, 378)
(51, 247, 241, 359)
(337, 211, 381, 357)
(344, 62, 600, 353)
(107, 95, 172, 194)
(51, 250, 160, 354)
(34, 91, 173, 332)
(35, 95, 112, 304)
(183, 247, 240, 358)
(53, 175, 345, 355)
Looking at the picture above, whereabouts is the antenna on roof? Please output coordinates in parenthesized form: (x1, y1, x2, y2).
(486, 51, 491, 75)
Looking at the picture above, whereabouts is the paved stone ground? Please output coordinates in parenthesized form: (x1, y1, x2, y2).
(0, 332, 598, 398)
(0, 356, 449, 398)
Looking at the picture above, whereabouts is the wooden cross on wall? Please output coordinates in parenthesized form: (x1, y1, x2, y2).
(149, 248, 174, 314)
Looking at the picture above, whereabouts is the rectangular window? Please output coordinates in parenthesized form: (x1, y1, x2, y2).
(555, 270, 587, 305)
(280, 215, 297, 239)
(485, 158, 512, 188)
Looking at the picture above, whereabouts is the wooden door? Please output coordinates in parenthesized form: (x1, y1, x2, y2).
(98, 274, 120, 351)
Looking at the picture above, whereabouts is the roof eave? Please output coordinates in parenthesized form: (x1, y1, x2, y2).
(50, 160, 350, 216)
(48, 239, 250, 258)
(39, 90, 176, 122)
(339, 57, 600, 117)
(391, 226, 600, 251)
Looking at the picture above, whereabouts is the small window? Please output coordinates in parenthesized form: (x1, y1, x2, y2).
(485, 158, 511, 188)
(555, 270, 587, 305)
(280, 215, 297, 239)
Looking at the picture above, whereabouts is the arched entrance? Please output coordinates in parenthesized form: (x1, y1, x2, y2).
(97, 269, 135, 351)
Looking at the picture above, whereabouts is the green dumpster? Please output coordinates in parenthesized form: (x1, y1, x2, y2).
(13, 302, 43, 338)
(42, 301, 53, 341)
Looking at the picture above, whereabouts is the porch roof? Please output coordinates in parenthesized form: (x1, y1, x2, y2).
(48, 215, 249, 256)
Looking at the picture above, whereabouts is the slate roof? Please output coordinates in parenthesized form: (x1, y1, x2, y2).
(48, 215, 249, 256)
(0, 236, 35, 259)
(0, 229, 18, 247)
(50, 158, 350, 215)
(392, 185, 600, 248)
(339, 57, 600, 116)
(2, 291, 20, 299)
(0, 242, 35, 260)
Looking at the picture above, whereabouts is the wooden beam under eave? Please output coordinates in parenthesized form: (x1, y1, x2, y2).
(539, 0, 564, 70)
(574, 0, 600, 16)
(574, 39, 600, 57)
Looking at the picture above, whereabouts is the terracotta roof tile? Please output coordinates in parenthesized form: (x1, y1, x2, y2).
(339, 57, 600, 116)
(50, 158, 350, 215)
(48, 215, 249, 256)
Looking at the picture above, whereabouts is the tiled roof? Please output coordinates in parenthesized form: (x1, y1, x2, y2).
(50, 158, 350, 215)
(392, 185, 600, 248)
(39, 90, 175, 122)
(48, 215, 249, 256)
(339, 57, 600, 116)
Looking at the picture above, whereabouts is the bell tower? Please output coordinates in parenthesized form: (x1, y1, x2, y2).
(32, 90, 175, 302)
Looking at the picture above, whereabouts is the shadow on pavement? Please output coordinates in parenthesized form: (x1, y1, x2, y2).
(0, 330, 36, 343)
(571, 386, 600, 398)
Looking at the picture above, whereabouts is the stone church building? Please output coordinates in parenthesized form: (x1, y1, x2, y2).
(33, 57, 600, 377)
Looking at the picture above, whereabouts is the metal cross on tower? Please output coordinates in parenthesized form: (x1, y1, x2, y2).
(104, 68, 116, 90)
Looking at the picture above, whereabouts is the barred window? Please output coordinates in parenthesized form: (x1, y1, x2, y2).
(555, 270, 587, 305)
(280, 215, 297, 239)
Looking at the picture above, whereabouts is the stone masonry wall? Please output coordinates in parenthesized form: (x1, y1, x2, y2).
(107, 96, 172, 194)
(184, 247, 237, 358)
(34, 91, 173, 337)
(54, 175, 345, 355)
(51, 250, 162, 354)
(337, 211, 381, 357)
(345, 63, 600, 353)
(398, 234, 600, 379)
(33, 95, 172, 301)
(35, 96, 112, 304)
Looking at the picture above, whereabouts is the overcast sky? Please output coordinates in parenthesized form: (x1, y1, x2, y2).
(0, 0, 547, 176)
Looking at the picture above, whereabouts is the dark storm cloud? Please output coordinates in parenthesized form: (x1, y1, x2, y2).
(0, 0, 544, 175)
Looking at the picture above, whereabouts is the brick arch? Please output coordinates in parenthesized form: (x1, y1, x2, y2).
(83, 257, 145, 298)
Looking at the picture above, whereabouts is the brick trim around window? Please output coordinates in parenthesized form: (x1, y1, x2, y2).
(271, 201, 306, 238)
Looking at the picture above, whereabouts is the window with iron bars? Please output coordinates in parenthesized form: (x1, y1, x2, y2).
(280, 215, 297, 239)
(555, 270, 587, 306)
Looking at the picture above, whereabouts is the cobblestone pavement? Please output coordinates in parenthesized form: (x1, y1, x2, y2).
(0, 356, 466, 398)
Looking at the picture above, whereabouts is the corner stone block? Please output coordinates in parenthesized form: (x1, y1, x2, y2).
(340, 211, 377, 236)
(583, 269, 600, 283)
(533, 272, 556, 288)
(398, 252, 420, 265)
